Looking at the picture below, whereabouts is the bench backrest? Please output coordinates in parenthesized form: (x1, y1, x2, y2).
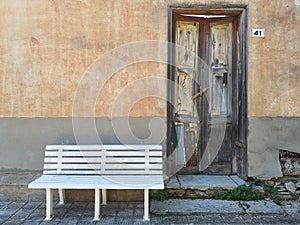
(43, 145, 163, 175)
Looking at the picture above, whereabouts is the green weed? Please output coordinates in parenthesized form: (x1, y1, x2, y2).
(208, 185, 265, 201)
(151, 189, 169, 201)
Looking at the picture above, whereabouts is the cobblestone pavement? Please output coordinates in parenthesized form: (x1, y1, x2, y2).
(1, 200, 300, 225)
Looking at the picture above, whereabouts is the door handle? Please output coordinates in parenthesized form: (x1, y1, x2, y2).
(223, 72, 228, 86)
(234, 141, 246, 149)
(192, 87, 209, 100)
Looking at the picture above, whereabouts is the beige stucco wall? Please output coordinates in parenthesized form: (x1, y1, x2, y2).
(1, 0, 299, 118)
(248, 0, 300, 117)
(247, 0, 300, 178)
(0, 0, 168, 117)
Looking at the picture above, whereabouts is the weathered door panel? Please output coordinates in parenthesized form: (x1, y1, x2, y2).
(235, 10, 248, 179)
(175, 21, 199, 121)
(210, 22, 232, 117)
(173, 21, 200, 168)
(199, 21, 233, 175)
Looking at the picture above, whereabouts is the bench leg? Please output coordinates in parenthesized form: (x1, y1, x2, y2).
(58, 188, 65, 205)
(143, 188, 150, 221)
(94, 189, 101, 221)
(102, 189, 107, 205)
(45, 188, 53, 220)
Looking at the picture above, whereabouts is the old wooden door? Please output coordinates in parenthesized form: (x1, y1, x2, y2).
(168, 10, 247, 176)
(199, 19, 234, 174)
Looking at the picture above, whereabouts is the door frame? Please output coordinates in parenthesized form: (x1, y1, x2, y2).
(167, 6, 248, 179)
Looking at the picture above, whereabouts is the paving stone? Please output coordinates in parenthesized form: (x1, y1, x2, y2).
(204, 200, 245, 214)
(277, 188, 287, 192)
(230, 175, 247, 186)
(69, 201, 90, 209)
(278, 191, 292, 195)
(117, 201, 136, 209)
(0, 201, 11, 209)
(285, 181, 297, 193)
(0, 208, 20, 220)
(281, 201, 300, 215)
(151, 199, 244, 214)
(99, 208, 116, 217)
(2, 220, 25, 225)
(22, 201, 42, 209)
(25, 208, 46, 220)
(82, 208, 95, 217)
(177, 175, 238, 190)
(187, 214, 228, 224)
(39, 220, 61, 225)
(22, 220, 43, 225)
(135, 202, 144, 208)
(5, 201, 26, 209)
(276, 194, 296, 200)
(116, 209, 135, 217)
(159, 215, 189, 224)
(134, 208, 144, 217)
(241, 214, 300, 225)
(114, 216, 135, 224)
(59, 217, 81, 225)
(165, 176, 180, 188)
(95, 216, 116, 224)
(241, 200, 285, 214)
(10, 209, 34, 220)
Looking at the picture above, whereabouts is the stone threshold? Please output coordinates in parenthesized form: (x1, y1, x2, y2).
(166, 175, 246, 190)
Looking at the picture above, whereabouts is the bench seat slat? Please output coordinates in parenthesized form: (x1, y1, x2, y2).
(43, 170, 163, 175)
(44, 163, 162, 170)
(44, 157, 162, 163)
(45, 145, 162, 150)
(29, 175, 164, 189)
(45, 151, 162, 157)
(45, 152, 102, 157)
(44, 158, 102, 163)
(106, 151, 162, 157)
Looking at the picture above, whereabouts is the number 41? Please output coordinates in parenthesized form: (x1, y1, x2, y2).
(254, 30, 262, 36)
(252, 28, 264, 38)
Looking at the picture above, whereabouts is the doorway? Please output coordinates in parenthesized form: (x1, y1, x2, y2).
(167, 7, 248, 179)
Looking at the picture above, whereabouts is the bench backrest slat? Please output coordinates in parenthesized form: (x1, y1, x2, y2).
(43, 145, 163, 175)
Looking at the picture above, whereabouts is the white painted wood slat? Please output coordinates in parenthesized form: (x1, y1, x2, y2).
(45, 151, 103, 157)
(45, 157, 162, 163)
(43, 170, 163, 175)
(29, 175, 164, 189)
(44, 163, 162, 170)
(46, 145, 162, 150)
(44, 151, 162, 157)
(44, 158, 103, 163)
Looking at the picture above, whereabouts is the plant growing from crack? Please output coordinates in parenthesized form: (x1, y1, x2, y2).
(208, 185, 265, 201)
(151, 189, 169, 201)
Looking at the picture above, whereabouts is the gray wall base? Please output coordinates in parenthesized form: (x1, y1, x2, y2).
(0, 117, 165, 170)
(248, 117, 300, 178)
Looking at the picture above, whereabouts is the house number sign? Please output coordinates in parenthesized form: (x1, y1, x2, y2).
(252, 28, 265, 38)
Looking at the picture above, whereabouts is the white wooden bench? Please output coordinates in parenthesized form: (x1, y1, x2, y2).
(28, 145, 164, 221)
